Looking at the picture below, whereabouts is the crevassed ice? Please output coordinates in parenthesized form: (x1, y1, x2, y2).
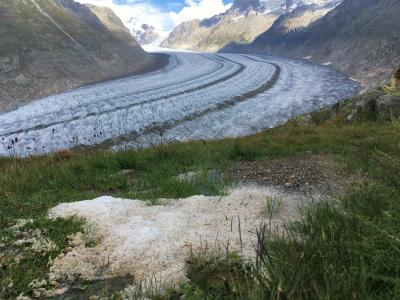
(0, 52, 360, 157)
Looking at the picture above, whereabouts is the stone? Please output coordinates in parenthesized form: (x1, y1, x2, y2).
(354, 93, 377, 112)
(293, 114, 313, 126)
(208, 169, 222, 182)
(14, 74, 30, 86)
(176, 171, 198, 182)
(345, 112, 357, 124)
(375, 94, 400, 121)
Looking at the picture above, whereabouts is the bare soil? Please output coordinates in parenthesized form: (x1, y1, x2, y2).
(230, 155, 361, 196)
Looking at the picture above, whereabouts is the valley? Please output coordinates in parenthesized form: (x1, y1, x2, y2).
(1, 0, 399, 298)
(0, 50, 359, 157)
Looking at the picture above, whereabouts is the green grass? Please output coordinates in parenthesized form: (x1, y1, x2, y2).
(162, 123, 400, 299)
(0, 217, 85, 299)
(1, 120, 398, 220)
(265, 197, 282, 218)
(0, 92, 400, 298)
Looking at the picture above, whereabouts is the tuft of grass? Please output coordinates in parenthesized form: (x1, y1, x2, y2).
(183, 244, 253, 299)
(265, 197, 282, 218)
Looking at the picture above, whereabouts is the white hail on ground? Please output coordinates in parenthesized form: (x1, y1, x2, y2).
(48, 186, 309, 284)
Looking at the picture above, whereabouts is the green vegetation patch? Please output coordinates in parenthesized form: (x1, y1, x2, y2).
(0, 217, 84, 299)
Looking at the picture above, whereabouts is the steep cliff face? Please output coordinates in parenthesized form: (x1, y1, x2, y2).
(0, 0, 164, 112)
(230, 0, 400, 85)
(161, 0, 340, 52)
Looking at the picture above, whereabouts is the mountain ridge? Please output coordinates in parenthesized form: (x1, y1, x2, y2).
(0, 0, 165, 112)
(161, 0, 341, 52)
(224, 0, 400, 85)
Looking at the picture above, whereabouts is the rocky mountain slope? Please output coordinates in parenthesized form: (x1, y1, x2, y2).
(125, 17, 160, 45)
(160, 0, 276, 52)
(0, 0, 165, 112)
(225, 0, 400, 85)
(161, 0, 340, 52)
(85, 4, 135, 43)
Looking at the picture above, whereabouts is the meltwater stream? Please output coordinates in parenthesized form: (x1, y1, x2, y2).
(0, 51, 360, 157)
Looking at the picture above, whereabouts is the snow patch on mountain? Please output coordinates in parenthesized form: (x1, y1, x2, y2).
(125, 17, 160, 45)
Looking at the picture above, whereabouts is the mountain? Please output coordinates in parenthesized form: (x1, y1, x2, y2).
(85, 4, 135, 43)
(225, 0, 400, 85)
(125, 17, 160, 45)
(0, 0, 165, 112)
(160, 0, 277, 52)
(161, 0, 340, 52)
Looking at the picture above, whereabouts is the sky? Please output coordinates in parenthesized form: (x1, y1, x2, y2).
(77, 0, 233, 32)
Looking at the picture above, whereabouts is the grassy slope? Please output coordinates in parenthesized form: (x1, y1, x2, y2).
(1, 91, 400, 298)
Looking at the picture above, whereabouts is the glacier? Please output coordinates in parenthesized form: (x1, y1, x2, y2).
(0, 51, 360, 157)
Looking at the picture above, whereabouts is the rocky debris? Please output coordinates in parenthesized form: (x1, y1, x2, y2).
(337, 91, 400, 123)
(294, 89, 400, 125)
(230, 155, 358, 196)
(333, 92, 380, 124)
(48, 186, 307, 285)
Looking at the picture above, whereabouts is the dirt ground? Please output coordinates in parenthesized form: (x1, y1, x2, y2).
(230, 154, 361, 196)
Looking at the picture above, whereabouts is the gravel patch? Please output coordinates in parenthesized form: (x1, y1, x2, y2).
(230, 155, 360, 196)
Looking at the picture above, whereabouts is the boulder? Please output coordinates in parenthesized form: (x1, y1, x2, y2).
(375, 94, 400, 121)
(331, 92, 379, 124)
(14, 74, 30, 86)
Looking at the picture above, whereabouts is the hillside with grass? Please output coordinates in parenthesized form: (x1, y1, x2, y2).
(1, 78, 399, 298)
(0, 0, 165, 112)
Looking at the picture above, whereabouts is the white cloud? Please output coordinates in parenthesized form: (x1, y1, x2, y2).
(77, 0, 174, 31)
(174, 0, 231, 23)
(76, 0, 231, 31)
